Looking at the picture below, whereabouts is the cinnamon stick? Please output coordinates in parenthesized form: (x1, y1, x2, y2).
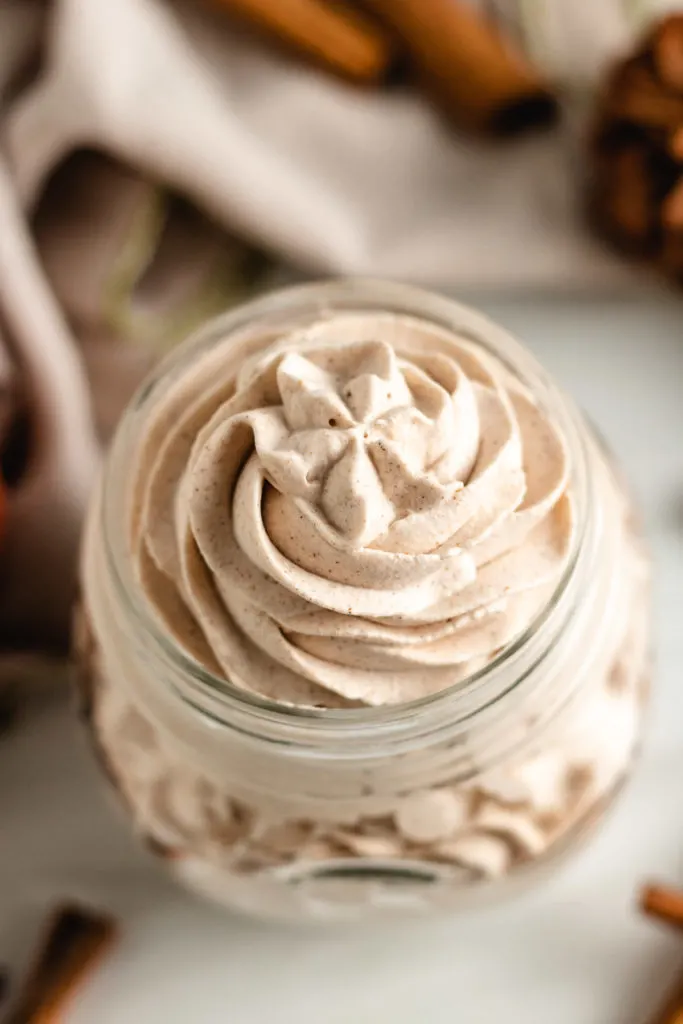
(6, 904, 117, 1024)
(669, 127, 683, 161)
(360, 0, 557, 136)
(641, 884, 683, 933)
(592, 143, 658, 254)
(653, 15, 683, 93)
(662, 180, 683, 230)
(603, 59, 683, 130)
(207, 0, 397, 85)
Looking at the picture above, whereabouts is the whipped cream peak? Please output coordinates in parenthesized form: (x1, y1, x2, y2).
(253, 337, 471, 547)
(133, 311, 573, 707)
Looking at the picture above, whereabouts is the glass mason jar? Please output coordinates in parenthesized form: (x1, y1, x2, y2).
(75, 281, 650, 923)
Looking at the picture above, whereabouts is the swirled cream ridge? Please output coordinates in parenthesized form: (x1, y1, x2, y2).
(132, 313, 573, 707)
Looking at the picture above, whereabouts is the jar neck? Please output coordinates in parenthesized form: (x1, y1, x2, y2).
(99, 279, 594, 762)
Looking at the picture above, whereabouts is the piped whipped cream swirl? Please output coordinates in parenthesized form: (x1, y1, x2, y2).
(132, 314, 572, 707)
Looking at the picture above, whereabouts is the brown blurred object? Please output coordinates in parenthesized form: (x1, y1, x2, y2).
(0, 314, 17, 553)
(641, 883, 683, 933)
(360, 0, 557, 135)
(590, 15, 683, 282)
(0, 334, 18, 471)
(207, 0, 398, 85)
(5, 904, 117, 1024)
(0, 467, 6, 550)
(638, 881, 683, 1023)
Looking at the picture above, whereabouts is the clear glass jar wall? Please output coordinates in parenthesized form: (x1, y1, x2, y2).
(75, 281, 650, 922)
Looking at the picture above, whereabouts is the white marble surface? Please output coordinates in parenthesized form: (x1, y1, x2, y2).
(1, 294, 682, 1024)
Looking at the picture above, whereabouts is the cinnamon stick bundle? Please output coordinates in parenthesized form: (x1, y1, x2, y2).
(360, 0, 557, 135)
(208, 0, 397, 85)
(589, 15, 683, 281)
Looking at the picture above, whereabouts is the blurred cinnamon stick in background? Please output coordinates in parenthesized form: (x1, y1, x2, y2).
(360, 0, 557, 135)
(638, 881, 683, 1024)
(589, 14, 683, 282)
(641, 884, 683, 933)
(653, 14, 683, 92)
(207, 0, 397, 84)
(5, 904, 116, 1024)
(207, 0, 557, 138)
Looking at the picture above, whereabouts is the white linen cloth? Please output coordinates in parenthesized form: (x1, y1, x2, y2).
(3, 0, 667, 291)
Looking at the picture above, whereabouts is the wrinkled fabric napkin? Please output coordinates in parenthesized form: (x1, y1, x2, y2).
(6, 0, 655, 291)
(0, 0, 666, 680)
(0, 2, 97, 680)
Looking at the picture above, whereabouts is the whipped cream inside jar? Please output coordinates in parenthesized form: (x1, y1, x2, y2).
(76, 281, 651, 922)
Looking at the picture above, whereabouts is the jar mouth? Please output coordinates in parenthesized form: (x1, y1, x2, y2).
(101, 278, 591, 736)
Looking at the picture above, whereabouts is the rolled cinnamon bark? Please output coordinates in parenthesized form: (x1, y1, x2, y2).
(652, 14, 683, 93)
(6, 905, 116, 1024)
(361, 0, 557, 136)
(208, 0, 397, 85)
(640, 884, 683, 932)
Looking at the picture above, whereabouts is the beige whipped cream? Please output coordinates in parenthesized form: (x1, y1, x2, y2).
(79, 298, 651, 920)
(132, 313, 573, 707)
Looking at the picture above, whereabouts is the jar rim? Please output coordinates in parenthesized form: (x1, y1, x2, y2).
(100, 278, 592, 741)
